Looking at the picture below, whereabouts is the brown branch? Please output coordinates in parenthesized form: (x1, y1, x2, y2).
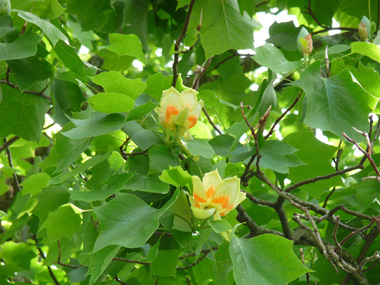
(55, 240, 82, 269)
(343, 131, 380, 177)
(177, 252, 209, 270)
(284, 165, 363, 192)
(274, 197, 292, 239)
(37, 247, 60, 285)
(172, 0, 196, 87)
(192, 56, 213, 90)
(4, 138, 21, 193)
(0, 136, 20, 154)
(255, 0, 270, 8)
(113, 257, 150, 266)
(113, 276, 128, 285)
(265, 92, 302, 140)
(202, 107, 222, 135)
(300, 248, 310, 285)
(339, 218, 375, 247)
(0, 79, 51, 101)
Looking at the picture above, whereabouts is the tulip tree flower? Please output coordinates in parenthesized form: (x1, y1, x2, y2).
(156, 86, 203, 138)
(189, 169, 246, 240)
(297, 27, 313, 57)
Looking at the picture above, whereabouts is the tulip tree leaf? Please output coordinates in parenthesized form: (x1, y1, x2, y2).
(300, 61, 378, 141)
(0, 86, 50, 142)
(21, 173, 50, 196)
(159, 166, 192, 188)
(283, 131, 343, 197)
(15, 10, 68, 46)
(351, 42, 380, 63)
(259, 140, 305, 174)
(92, 71, 146, 100)
(125, 174, 170, 194)
(122, 121, 164, 150)
(40, 203, 83, 242)
(87, 92, 135, 113)
(200, 0, 258, 58)
(88, 245, 121, 284)
(182, 139, 215, 159)
(0, 29, 41, 61)
(253, 43, 303, 74)
(61, 112, 126, 139)
(93, 190, 179, 251)
(100, 33, 146, 63)
(148, 145, 180, 174)
(230, 233, 312, 285)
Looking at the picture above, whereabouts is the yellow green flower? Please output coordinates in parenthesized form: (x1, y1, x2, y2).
(156, 87, 203, 136)
(189, 169, 246, 219)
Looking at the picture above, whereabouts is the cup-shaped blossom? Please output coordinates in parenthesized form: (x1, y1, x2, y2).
(189, 170, 246, 220)
(297, 27, 313, 56)
(358, 16, 370, 42)
(156, 87, 203, 135)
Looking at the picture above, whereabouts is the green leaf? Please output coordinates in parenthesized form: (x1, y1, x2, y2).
(21, 173, 50, 196)
(52, 78, 86, 114)
(167, 190, 193, 232)
(356, 179, 380, 211)
(230, 233, 311, 285)
(182, 139, 215, 159)
(208, 219, 232, 233)
(92, 71, 146, 100)
(126, 101, 157, 121)
(259, 140, 305, 174)
(148, 145, 180, 174)
(258, 82, 277, 116)
(100, 33, 146, 63)
(125, 174, 170, 194)
(87, 245, 121, 284)
(62, 112, 126, 139)
(283, 131, 343, 197)
(267, 21, 298, 51)
(70, 173, 133, 202)
(40, 203, 83, 241)
(54, 40, 85, 75)
(50, 152, 111, 184)
(7, 48, 54, 92)
(0, 85, 50, 142)
(159, 166, 192, 188)
(93, 190, 179, 250)
(32, 186, 70, 222)
(351, 42, 380, 63)
(144, 73, 174, 101)
(15, 10, 67, 46)
(150, 236, 180, 278)
(300, 61, 378, 141)
(200, 0, 257, 58)
(209, 134, 235, 156)
(87, 92, 135, 113)
(253, 43, 303, 74)
(122, 121, 164, 150)
(0, 29, 41, 61)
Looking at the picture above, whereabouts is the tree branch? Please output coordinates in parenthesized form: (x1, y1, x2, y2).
(172, 0, 196, 87)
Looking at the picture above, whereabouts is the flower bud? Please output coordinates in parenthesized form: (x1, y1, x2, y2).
(358, 16, 370, 42)
(297, 27, 313, 56)
(156, 86, 203, 137)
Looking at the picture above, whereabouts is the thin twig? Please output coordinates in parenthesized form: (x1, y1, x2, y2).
(265, 92, 302, 140)
(172, 0, 196, 87)
(0, 79, 51, 101)
(300, 248, 310, 285)
(37, 247, 60, 285)
(114, 276, 128, 285)
(113, 257, 150, 266)
(285, 165, 363, 192)
(0, 136, 20, 154)
(54, 240, 82, 269)
(177, 252, 209, 270)
(202, 107, 222, 135)
(4, 138, 21, 193)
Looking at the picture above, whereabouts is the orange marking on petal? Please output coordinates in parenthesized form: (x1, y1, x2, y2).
(165, 105, 179, 122)
(194, 193, 207, 203)
(187, 116, 198, 129)
(206, 186, 215, 198)
(212, 195, 230, 209)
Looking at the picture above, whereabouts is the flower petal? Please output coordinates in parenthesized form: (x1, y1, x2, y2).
(162, 87, 183, 109)
(202, 170, 222, 198)
(181, 89, 198, 108)
(190, 206, 215, 219)
(192, 175, 207, 202)
(213, 176, 240, 206)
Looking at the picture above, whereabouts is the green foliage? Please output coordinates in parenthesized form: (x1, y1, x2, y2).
(2, 0, 380, 284)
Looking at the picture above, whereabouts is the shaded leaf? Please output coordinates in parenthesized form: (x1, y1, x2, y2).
(230, 233, 311, 285)
(87, 92, 135, 113)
